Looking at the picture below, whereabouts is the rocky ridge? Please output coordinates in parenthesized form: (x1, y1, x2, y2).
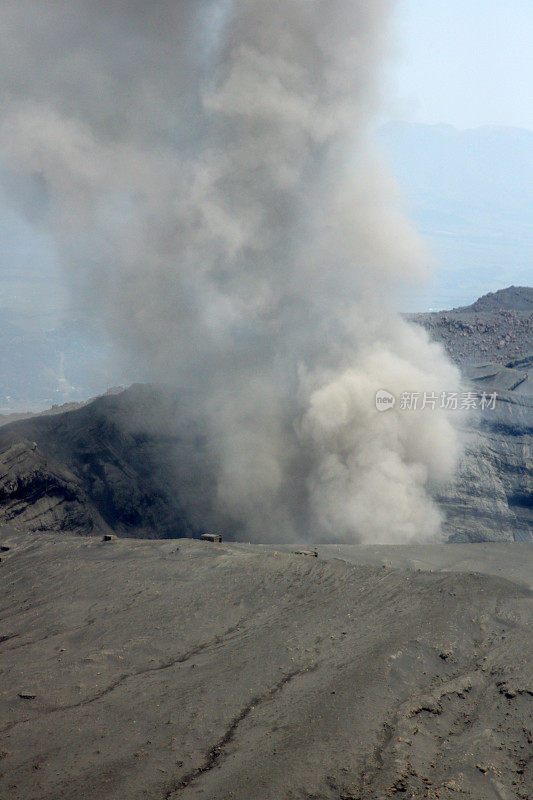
(408, 286, 532, 368)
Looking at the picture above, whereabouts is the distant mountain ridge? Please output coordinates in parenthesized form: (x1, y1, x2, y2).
(458, 286, 533, 313)
(409, 285, 532, 368)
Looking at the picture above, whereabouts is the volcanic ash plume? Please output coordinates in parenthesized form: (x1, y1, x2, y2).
(0, 0, 462, 543)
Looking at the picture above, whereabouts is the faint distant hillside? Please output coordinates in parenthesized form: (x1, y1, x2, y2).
(379, 122, 533, 309)
(458, 285, 533, 313)
(0, 308, 118, 413)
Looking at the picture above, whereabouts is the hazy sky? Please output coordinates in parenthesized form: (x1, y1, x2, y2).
(389, 0, 532, 130)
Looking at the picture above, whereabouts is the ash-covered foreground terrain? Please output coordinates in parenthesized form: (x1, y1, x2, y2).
(0, 528, 532, 800)
(0, 287, 530, 543)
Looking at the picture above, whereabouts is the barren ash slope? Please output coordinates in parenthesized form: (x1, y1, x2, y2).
(409, 286, 533, 543)
(0, 528, 532, 800)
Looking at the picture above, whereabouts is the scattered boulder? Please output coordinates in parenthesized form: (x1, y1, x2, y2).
(18, 692, 36, 701)
(201, 533, 223, 543)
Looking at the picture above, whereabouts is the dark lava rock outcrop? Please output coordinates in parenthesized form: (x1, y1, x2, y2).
(0, 386, 207, 539)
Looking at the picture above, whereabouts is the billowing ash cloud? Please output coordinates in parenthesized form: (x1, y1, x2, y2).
(0, 0, 462, 543)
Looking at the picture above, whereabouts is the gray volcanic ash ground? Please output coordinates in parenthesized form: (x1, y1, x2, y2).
(0, 528, 532, 800)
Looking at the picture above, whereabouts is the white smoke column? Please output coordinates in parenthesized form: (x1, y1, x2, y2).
(0, 0, 462, 543)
